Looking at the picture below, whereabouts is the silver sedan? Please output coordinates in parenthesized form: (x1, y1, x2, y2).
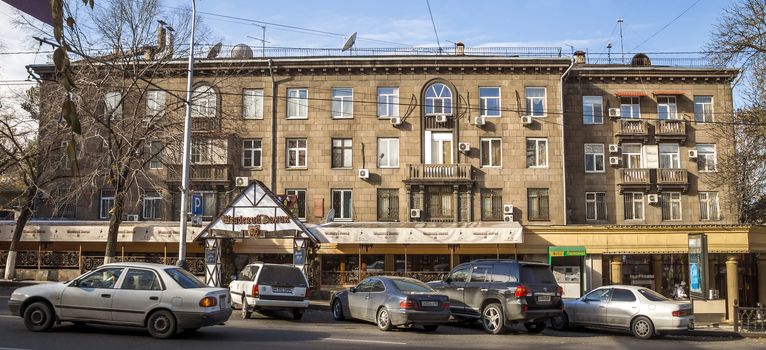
(551, 285, 693, 339)
(331, 276, 450, 332)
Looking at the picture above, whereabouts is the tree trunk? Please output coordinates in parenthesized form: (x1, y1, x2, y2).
(4, 186, 36, 280)
(103, 190, 126, 264)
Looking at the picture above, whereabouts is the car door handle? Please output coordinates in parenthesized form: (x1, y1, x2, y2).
(149, 296, 159, 301)
(101, 294, 111, 298)
(364, 296, 369, 299)
(457, 288, 464, 291)
(598, 306, 606, 309)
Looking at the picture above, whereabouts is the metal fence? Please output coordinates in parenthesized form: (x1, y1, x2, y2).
(195, 46, 565, 59)
(321, 270, 446, 286)
(734, 302, 766, 334)
(0, 250, 205, 276)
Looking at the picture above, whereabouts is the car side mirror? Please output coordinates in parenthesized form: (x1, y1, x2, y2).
(69, 280, 79, 287)
(350, 287, 357, 293)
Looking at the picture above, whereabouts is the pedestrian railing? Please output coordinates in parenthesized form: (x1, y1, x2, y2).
(733, 301, 766, 334)
(0, 250, 205, 276)
(321, 270, 447, 286)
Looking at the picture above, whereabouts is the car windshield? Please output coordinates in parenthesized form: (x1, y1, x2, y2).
(392, 278, 433, 293)
(165, 268, 207, 288)
(638, 288, 669, 301)
(259, 265, 307, 287)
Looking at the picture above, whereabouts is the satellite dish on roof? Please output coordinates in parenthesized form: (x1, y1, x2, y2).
(342, 32, 357, 52)
(325, 208, 335, 223)
(231, 44, 254, 59)
(207, 42, 222, 59)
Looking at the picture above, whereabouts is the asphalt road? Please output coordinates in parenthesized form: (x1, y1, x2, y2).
(0, 286, 763, 350)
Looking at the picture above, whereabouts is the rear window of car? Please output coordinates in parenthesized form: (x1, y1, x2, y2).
(238, 266, 260, 281)
(520, 265, 555, 284)
(165, 268, 207, 288)
(258, 265, 307, 287)
(392, 278, 433, 293)
(638, 288, 669, 301)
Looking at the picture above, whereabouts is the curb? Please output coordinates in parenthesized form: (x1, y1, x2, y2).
(308, 301, 331, 311)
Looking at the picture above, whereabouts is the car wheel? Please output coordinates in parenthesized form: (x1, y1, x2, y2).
(23, 302, 55, 332)
(241, 293, 252, 319)
(481, 303, 505, 335)
(332, 299, 346, 321)
(422, 325, 439, 332)
(146, 310, 177, 339)
(376, 307, 393, 331)
(524, 321, 546, 333)
(550, 313, 569, 331)
(292, 308, 304, 320)
(631, 316, 655, 340)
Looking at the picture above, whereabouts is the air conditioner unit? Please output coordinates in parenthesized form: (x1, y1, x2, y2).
(474, 116, 486, 126)
(521, 115, 533, 125)
(503, 204, 514, 214)
(688, 149, 698, 159)
(390, 117, 402, 126)
(358, 168, 370, 179)
(609, 156, 621, 166)
(435, 115, 448, 123)
(608, 108, 621, 118)
(608, 144, 620, 153)
(410, 209, 422, 219)
(458, 142, 471, 153)
(125, 214, 139, 222)
(235, 176, 249, 187)
(647, 194, 659, 204)
(503, 214, 514, 222)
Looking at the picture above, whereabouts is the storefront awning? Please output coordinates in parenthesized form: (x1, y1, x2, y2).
(615, 91, 648, 97)
(311, 221, 523, 245)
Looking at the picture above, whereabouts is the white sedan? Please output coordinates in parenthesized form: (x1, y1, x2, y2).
(8, 262, 231, 338)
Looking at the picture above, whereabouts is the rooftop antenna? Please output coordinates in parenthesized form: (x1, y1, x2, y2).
(342, 32, 357, 53)
(565, 43, 574, 56)
(607, 42, 613, 64)
(247, 35, 271, 57)
(206, 42, 222, 59)
(617, 18, 625, 63)
(425, 0, 442, 54)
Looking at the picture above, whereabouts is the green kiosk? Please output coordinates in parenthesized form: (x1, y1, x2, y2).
(548, 246, 587, 298)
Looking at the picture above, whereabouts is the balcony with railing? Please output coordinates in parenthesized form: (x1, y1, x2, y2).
(166, 164, 230, 182)
(191, 117, 220, 132)
(619, 168, 651, 192)
(656, 119, 687, 142)
(405, 164, 473, 183)
(657, 168, 689, 192)
(423, 115, 456, 130)
(616, 119, 649, 141)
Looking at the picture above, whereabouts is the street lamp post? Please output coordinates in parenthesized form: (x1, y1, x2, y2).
(177, 0, 196, 269)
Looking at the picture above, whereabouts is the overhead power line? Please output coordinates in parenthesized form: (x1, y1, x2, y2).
(632, 0, 702, 51)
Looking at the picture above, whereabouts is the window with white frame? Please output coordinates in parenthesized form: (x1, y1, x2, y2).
(586, 192, 607, 221)
(285, 189, 307, 220)
(332, 88, 353, 118)
(104, 91, 122, 120)
(583, 96, 604, 124)
(622, 143, 643, 169)
(620, 97, 641, 119)
(99, 190, 115, 219)
(147, 140, 163, 169)
(657, 96, 679, 120)
(243, 89, 264, 119)
(425, 83, 452, 115)
(331, 138, 353, 168)
(699, 192, 720, 221)
(286, 88, 308, 119)
(286, 138, 307, 168)
(377, 138, 399, 168)
(525, 87, 546, 117)
(697, 144, 717, 172)
(480, 138, 502, 167)
(526, 138, 548, 168)
(242, 139, 262, 168)
(623, 192, 644, 220)
(479, 87, 501, 117)
(191, 85, 216, 118)
(377, 87, 399, 118)
(191, 139, 212, 164)
(331, 189, 353, 221)
(145, 90, 166, 117)
(142, 193, 162, 220)
(694, 96, 713, 123)
(527, 188, 550, 221)
(584, 143, 605, 173)
(659, 143, 680, 168)
(661, 192, 682, 221)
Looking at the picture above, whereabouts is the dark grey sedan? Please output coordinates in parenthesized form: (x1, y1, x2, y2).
(331, 276, 450, 332)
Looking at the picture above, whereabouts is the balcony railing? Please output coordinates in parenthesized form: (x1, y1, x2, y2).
(406, 164, 472, 182)
(191, 117, 220, 132)
(657, 168, 688, 191)
(656, 120, 687, 141)
(167, 164, 230, 182)
(620, 168, 651, 185)
(617, 119, 648, 138)
(423, 115, 456, 130)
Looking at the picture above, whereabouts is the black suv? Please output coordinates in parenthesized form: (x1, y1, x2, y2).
(428, 259, 563, 334)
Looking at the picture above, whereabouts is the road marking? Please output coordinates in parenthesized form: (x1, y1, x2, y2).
(0, 315, 17, 318)
(0, 347, 34, 350)
(323, 338, 407, 345)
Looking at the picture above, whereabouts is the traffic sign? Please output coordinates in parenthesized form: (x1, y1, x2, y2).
(192, 194, 203, 216)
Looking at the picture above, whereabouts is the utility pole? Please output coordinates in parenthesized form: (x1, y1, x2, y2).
(618, 18, 625, 63)
(178, 0, 196, 269)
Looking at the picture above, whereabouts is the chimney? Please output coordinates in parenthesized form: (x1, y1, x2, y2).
(455, 41, 465, 56)
(165, 28, 175, 58)
(574, 50, 586, 64)
(156, 25, 166, 52)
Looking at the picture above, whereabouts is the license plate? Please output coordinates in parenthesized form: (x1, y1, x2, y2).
(421, 301, 439, 307)
(537, 295, 551, 302)
(272, 287, 293, 294)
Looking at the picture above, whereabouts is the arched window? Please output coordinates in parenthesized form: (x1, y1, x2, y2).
(191, 85, 216, 118)
(424, 83, 452, 116)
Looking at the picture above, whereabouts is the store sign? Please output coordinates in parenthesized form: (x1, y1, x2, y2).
(688, 233, 709, 299)
(313, 223, 523, 244)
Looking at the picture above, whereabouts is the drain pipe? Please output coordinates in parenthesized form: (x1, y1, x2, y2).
(559, 58, 575, 225)
(268, 59, 277, 191)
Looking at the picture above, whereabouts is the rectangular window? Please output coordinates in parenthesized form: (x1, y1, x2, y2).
(525, 87, 546, 117)
(145, 90, 166, 117)
(286, 138, 307, 168)
(527, 188, 550, 221)
(586, 192, 607, 221)
(623, 192, 644, 220)
(584, 144, 605, 173)
(191, 139, 212, 164)
(657, 96, 679, 120)
(52, 188, 75, 219)
(620, 97, 641, 119)
(147, 140, 163, 169)
(286, 88, 308, 119)
(100, 190, 115, 219)
(583, 96, 604, 124)
(285, 189, 307, 220)
(242, 139, 262, 168)
(661, 192, 682, 221)
(377, 138, 400, 168)
(622, 143, 643, 169)
(243, 89, 264, 119)
(332, 88, 353, 118)
(60, 141, 72, 170)
(480, 138, 502, 167)
(104, 91, 122, 120)
(377, 87, 399, 118)
(697, 144, 717, 172)
(659, 143, 680, 168)
(142, 194, 162, 220)
(479, 87, 501, 117)
(699, 192, 720, 221)
(427, 186, 453, 219)
(331, 189, 353, 221)
(377, 188, 399, 222)
(196, 192, 217, 217)
(331, 138, 353, 168)
(481, 189, 503, 221)
(694, 96, 713, 123)
(526, 138, 548, 168)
